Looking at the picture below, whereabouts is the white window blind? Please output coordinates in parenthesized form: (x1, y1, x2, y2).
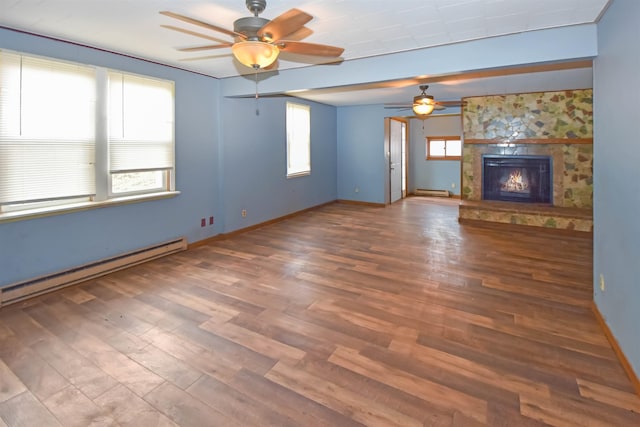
(0, 51, 96, 204)
(108, 72, 174, 173)
(286, 102, 310, 177)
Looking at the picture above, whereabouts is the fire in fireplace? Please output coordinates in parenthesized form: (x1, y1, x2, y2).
(482, 155, 551, 204)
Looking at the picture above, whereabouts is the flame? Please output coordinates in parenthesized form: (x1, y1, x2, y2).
(502, 169, 528, 192)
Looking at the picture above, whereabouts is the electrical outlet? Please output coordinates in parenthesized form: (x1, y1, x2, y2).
(241, 209, 247, 218)
(451, 182, 456, 189)
(354, 187, 360, 193)
(599, 274, 606, 291)
(200, 218, 206, 227)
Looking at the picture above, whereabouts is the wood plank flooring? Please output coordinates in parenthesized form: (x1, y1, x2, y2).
(1, 197, 639, 426)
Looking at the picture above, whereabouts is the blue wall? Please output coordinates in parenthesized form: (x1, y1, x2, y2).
(336, 105, 389, 204)
(220, 97, 337, 231)
(409, 115, 462, 195)
(336, 110, 464, 203)
(594, 0, 640, 377)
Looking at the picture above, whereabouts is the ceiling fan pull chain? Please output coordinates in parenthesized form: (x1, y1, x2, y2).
(254, 68, 260, 116)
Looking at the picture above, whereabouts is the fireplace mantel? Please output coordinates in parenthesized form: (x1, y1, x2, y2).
(464, 138, 593, 145)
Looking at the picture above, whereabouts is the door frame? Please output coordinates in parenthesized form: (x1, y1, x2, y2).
(384, 117, 409, 205)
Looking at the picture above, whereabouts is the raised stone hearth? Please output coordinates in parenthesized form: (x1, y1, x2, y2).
(458, 200, 593, 232)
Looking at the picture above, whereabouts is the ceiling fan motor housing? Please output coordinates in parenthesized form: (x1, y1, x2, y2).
(414, 94, 434, 104)
(234, 16, 270, 40)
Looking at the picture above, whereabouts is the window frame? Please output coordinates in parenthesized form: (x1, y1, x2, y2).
(0, 48, 177, 222)
(426, 136, 462, 161)
(106, 70, 175, 197)
(286, 102, 311, 178)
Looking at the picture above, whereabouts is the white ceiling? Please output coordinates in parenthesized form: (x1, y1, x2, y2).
(0, 0, 610, 107)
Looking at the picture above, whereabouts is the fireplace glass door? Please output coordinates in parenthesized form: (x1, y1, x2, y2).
(482, 155, 551, 204)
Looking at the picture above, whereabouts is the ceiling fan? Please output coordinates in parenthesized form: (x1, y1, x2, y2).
(160, 0, 344, 70)
(385, 85, 463, 117)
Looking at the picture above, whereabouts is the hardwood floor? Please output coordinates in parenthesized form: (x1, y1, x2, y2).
(1, 197, 639, 426)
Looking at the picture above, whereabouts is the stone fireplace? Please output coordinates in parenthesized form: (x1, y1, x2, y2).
(458, 89, 593, 233)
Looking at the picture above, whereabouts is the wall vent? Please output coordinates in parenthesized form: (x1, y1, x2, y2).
(0, 237, 187, 307)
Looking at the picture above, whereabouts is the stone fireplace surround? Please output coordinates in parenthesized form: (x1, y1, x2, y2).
(458, 89, 593, 233)
(458, 141, 593, 232)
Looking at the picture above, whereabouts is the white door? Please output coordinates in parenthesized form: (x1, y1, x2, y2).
(389, 118, 406, 203)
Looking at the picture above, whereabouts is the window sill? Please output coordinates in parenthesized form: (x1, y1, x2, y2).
(287, 171, 311, 179)
(426, 157, 462, 161)
(0, 191, 180, 224)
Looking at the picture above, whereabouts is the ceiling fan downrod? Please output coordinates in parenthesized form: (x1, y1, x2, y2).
(235, 0, 269, 39)
(246, 0, 267, 17)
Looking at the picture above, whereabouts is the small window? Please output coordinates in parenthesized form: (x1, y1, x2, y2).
(426, 136, 462, 160)
(286, 102, 310, 178)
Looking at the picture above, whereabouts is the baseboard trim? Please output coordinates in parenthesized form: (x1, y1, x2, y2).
(1, 238, 187, 307)
(188, 201, 336, 249)
(591, 302, 640, 397)
(336, 199, 386, 208)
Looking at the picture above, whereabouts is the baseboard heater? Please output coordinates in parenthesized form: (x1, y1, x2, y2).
(414, 189, 450, 197)
(0, 237, 187, 307)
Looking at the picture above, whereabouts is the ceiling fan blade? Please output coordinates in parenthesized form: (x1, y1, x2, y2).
(258, 8, 312, 42)
(159, 11, 244, 39)
(161, 25, 230, 44)
(437, 100, 464, 106)
(178, 44, 233, 52)
(385, 100, 462, 110)
(283, 26, 313, 42)
(385, 104, 449, 111)
(277, 41, 344, 57)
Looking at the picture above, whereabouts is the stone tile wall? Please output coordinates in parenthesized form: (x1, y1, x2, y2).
(463, 89, 593, 140)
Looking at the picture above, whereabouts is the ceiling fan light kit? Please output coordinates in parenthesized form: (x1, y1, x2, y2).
(412, 85, 436, 116)
(232, 41, 279, 69)
(413, 98, 436, 116)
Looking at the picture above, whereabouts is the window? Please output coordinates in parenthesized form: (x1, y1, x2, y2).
(108, 72, 174, 195)
(426, 136, 462, 160)
(286, 102, 310, 177)
(0, 49, 175, 216)
(0, 52, 96, 208)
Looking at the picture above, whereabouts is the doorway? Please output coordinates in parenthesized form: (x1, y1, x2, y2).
(385, 117, 408, 204)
